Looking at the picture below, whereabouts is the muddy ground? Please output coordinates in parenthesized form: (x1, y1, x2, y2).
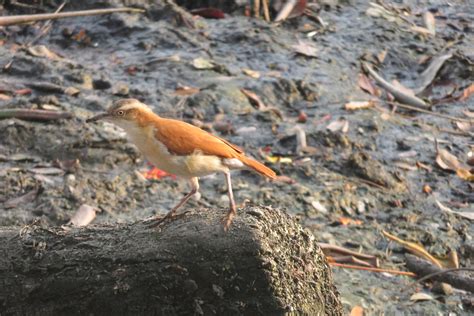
(0, 0, 473, 314)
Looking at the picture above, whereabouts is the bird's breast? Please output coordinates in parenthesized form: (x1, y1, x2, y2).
(123, 124, 230, 177)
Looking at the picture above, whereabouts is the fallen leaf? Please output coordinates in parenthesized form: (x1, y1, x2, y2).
(345, 101, 374, 111)
(292, 40, 318, 58)
(436, 148, 461, 171)
(327, 119, 349, 133)
(4, 187, 40, 209)
(358, 73, 378, 96)
(69, 204, 98, 227)
(265, 156, 293, 164)
(455, 121, 472, 132)
(435, 199, 474, 221)
(242, 68, 261, 79)
(190, 7, 225, 19)
(462, 109, 474, 118)
(382, 230, 443, 268)
(274, 175, 296, 184)
(423, 12, 436, 35)
(350, 305, 364, 316)
(64, 86, 80, 96)
(338, 217, 363, 226)
(416, 161, 432, 172)
(410, 292, 434, 302)
(27, 45, 63, 60)
(241, 89, 266, 109)
(0, 93, 11, 100)
(377, 50, 387, 63)
(456, 168, 474, 182)
(192, 57, 215, 70)
(458, 84, 474, 101)
(311, 200, 328, 214)
(422, 184, 432, 194)
(174, 85, 200, 96)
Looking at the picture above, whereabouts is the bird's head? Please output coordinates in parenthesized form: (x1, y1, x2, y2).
(86, 99, 154, 129)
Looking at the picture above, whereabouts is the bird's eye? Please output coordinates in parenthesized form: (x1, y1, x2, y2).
(116, 110, 125, 116)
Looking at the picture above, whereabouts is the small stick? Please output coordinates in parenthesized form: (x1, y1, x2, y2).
(329, 255, 374, 267)
(27, 1, 67, 46)
(329, 262, 416, 277)
(383, 100, 473, 123)
(262, 0, 271, 22)
(319, 243, 378, 261)
(0, 7, 145, 27)
(363, 63, 429, 109)
(0, 109, 73, 121)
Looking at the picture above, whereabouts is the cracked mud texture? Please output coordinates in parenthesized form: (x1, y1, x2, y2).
(0, 0, 473, 314)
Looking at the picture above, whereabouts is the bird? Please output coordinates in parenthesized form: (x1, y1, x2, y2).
(86, 98, 276, 230)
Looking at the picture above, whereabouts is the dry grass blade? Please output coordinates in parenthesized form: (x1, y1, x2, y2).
(329, 262, 416, 277)
(382, 230, 443, 268)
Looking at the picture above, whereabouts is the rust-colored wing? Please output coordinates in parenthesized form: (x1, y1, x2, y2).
(154, 118, 243, 158)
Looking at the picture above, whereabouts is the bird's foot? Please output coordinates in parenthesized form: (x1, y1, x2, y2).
(143, 211, 189, 228)
(222, 211, 235, 232)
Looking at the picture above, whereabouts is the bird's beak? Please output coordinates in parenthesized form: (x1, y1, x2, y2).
(86, 112, 110, 123)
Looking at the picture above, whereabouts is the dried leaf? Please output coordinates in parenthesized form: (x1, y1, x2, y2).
(174, 85, 200, 96)
(435, 199, 474, 221)
(327, 119, 349, 133)
(192, 57, 215, 70)
(436, 148, 461, 171)
(311, 200, 328, 214)
(265, 156, 293, 164)
(4, 187, 39, 209)
(382, 230, 443, 268)
(28, 167, 65, 175)
(350, 305, 364, 316)
(422, 184, 432, 194)
(69, 204, 97, 227)
(27, 45, 63, 60)
(462, 109, 474, 118)
(456, 168, 474, 182)
(455, 121, 472, 132)
(458, 83, 474, 101)
(292, 40, 318, 58)
(423, 12, 436, 35)
(240, 89, 266, 109)
(64, 86, 80, 96)
(345, 101, 374, 111)
(410, 292, 434, 302)
(0, 93, 11, 100)
(242, 68, 261, 79)
(338, 217, 363, 226)
(358, 73, 377, 96)
(377, 50, 387, 63)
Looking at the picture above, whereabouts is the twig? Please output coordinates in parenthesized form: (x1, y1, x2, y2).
(363, 63, 429, 109)
(0, 7, 145, 27)
(0, 109, 73, 121)
(319, 243, 378, 261)
(405, 254, 474, 292)
(329, 262, 416, 277)
(383, 100, 473, 123)
(27, 1, 67, 46)
(274, 0, 298, 22)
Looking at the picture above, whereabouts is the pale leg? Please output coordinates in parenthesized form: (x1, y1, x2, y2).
(147, 177, 200, 228)
(223, 171, 237, 231)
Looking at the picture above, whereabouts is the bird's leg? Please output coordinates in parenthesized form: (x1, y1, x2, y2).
(223, 171, 237, 231)
(146, 177, 200, 228)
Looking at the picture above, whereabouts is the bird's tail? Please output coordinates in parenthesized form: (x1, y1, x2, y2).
(238, 155, 276, 179)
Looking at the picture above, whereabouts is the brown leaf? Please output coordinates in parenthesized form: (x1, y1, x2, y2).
(27, 45, 63, 60)
(4, 187, 40, 209)
(292, 40, 318, 58)
(345, 101, 374, 111)
(423, 12, 436, 35)
(241, 89, 266, 109)
(382, 230, 443, 268)
(69, 204, 98, 226)
(358, 73, 377, 96)
(456, 168, 474, 182)
(455, 121, 472, 132)
(458, 83, 474, 101)
(242, 68, 261, 79)
(436, 148, 461, 171)
(422, 184, 432, 194)
(174, 85, 200, 96)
